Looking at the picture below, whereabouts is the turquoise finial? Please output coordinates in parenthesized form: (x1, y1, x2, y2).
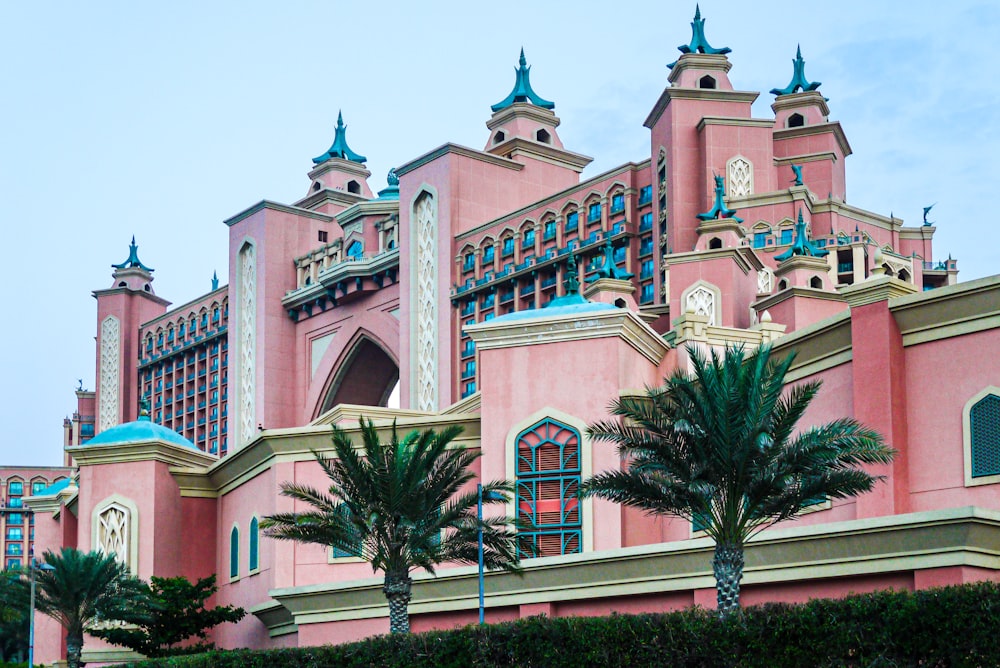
(770, 45, 822, 96)
(588, 238, 634, 282)
(790, 164, 804, 186)
(139, 397, 151, 420)
(774, 209, 829, 261)
(112, 236, 154, 272)
(377, 168, 400, 200)
(672, 4, 731, 66)
(211, 271, 219, 291)
(312, 111, 368, 165)
(491, 48, 555, 112)
(696, 174, 743, 223)
(545, 252, 589, 308)
(922, 204, 935, 226)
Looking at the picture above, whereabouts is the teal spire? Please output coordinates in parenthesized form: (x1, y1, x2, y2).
(696, 174, 743, 223)
(112, 236, 154, 272)
(211, 271, 219, 291)
(312, 111, 368, 165)
(546, 253, 589, 307)
(770, 45, 822, 96)
(588, 238, 634, 282)
(491, 48, 555, 112)
(672, 4, 731, 66)
(377, 168, 400, 200)
(774, 209, 829, 261)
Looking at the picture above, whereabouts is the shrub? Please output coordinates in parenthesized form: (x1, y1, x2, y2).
(110, 581, 1000, 668)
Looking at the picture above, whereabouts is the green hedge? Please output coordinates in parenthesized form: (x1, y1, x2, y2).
(112, 581, 1000, 668)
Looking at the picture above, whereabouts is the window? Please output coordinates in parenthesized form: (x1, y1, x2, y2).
(347, 180, 361, 194)
(565, 212, 578, 232)
(610, 193, 625, 214)
(6, 514, 22, 526)
(543, 220, 556, 241)
(483, 245, 495, 264)
(699, 75, 716, 89)
(639, 236, 654, 256)
(788, 113, 805, 128)
(347, 240, 363, 259)
(640, 283, 655, 304)
(229, 526, 239, 579)
(6, 528, 22, 541)
(516, 419, 582, 558)
(331, 506, 362, 558)
(463, 252, 475, 271)
(810, 276, 823, 289)
(709, 237, 723, 250)
(502, 237, 515, 257)
(587, 202, 601, 223)
(613, 245, 626, 265)
(6, 559, 20, 570)
(535, 128, 551, 144)
(523, 229, 535, 249)
(318, 230, 328, 243)
(780, 228, 793, 245)
(32, 481, 45, 494)
(640, 260, 654, 279)
(754, 232, 768, 248)
(8, 481, 22, 496)
(249, 518, 259, 572)
(461, 382, 477, 399)
(970, 393, 1000, 478)
(7, 498, 22, 508)
(462, 360, 476, 379)
(639, 212, 653, 232)
(638, 185, 653, 206)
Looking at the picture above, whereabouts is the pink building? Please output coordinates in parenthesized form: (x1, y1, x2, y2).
(25, 9, 999, 665)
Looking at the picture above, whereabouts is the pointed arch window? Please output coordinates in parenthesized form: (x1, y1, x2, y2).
(516, 418, 582, 558)
(229, 526, 239, 580)
(248, 518, 259, 572)
(970, 393, 1000, 479)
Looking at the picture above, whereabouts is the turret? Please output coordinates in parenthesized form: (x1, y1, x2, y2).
(302, 111, 374, 212)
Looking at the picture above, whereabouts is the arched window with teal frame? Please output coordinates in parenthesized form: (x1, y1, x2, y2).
(515, 418, 582, 558)
(971, 392, 1000, 478)
(229, 526, 239, 579)
(248, 517, 259, 572)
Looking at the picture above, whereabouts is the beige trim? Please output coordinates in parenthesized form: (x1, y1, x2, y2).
(505, 407, 594, 554)
(486, 137, 593, 172)
(773, 151, 838, 166)
(170, 468, 218, 498)
(249, 599, 298, 637)
(395, 143, 524, 177)
(486, 102, 562, 131)
(771, 91, 831, 117)
(92, 494, 140, 575)
(224, 199, 334, 227)
(963, 386, 1000, 487)
(697, 116, 774, 131)
(773, 121, 853, 157)
(769, 310, 853, 382)
(644, 87, 759, 129)
(839, 275, 919, 307)
(752, 286, 847, 314)
(265, 507, 1000, 626)
(67, 440, 217, 469)
(441, 391, 482, 415)
(81, 648, 146, 663)
(890, 274, 1000, 347)
(665, 246, 764, 274)
(465, 309, 670, 366)
(666, 53, 732, 84)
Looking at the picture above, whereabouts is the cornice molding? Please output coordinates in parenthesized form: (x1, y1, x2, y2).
(486, 137, 593, 172)
(644, 88, 759, 129)
(486, 103, 562, 131)
(696, 116, 774, 131)
(224, 200, 334, 227)
(395, 143, 524, 177)
(771, 91, 831, 117)
(67, 441, 217, 469)
(839, 275, 919, 308)
(773, 121, 853, 158)
(665, 246, 763, 274)
(890, 274, 1000, 347)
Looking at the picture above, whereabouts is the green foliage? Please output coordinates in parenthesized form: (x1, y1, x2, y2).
(261, 419, 520, 632)
(0, 570, 29, 661)
(107, 582, 1000, 668)
(93, 574, 245, 658)
(580, 344, 894, 612)
(34, 548, 147, 668)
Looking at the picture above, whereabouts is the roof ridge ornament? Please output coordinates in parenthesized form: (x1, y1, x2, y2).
(545, 252, 590, 307)
(923, 204, 936, 226)
(697, 174, 743, 223)
(312, 111, 368, 165)
(491, 48, 555, 112)
(670, 4, 731, 68)
(112, 236, 154, 273)
(775, 208, 829, 261)
(211, 271, 219, 291)
(770, 45, 823, 96)
(588, 237, 635, 282)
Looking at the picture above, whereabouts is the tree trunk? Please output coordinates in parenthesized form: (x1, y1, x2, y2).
(382, 572, 412, 634)
(712, 542, 744, 615)
(66, 633, 83, 668)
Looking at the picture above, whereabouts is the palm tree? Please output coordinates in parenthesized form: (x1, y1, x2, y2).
(262, 419, 520, 633)
(34, 548, 148, 668)
(580, 344, 894, 615)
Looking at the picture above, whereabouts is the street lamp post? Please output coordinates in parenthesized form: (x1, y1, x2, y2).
(27, 555, 56, 668)
(477, 483, 505, 625)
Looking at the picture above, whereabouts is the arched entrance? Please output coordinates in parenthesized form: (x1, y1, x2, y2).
(318, 336, 399, 415)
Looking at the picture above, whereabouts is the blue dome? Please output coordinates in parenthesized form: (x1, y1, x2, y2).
(85, 416, 198, 449)
(490, 300, 619, 324)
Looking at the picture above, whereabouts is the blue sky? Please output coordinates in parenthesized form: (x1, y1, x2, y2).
(1, 1, 997, 466)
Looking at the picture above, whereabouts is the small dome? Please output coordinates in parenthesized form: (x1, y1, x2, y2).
(85, 416, 198, 449)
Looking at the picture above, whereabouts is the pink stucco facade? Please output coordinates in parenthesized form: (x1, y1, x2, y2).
(21, 12, 1000, 666)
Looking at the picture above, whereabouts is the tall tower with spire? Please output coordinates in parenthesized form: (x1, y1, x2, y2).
(92, 238, 170, 433)
(484, 49, 591, 191)
(300, 111, 374, 215)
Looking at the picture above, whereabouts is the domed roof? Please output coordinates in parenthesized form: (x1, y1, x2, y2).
(85, 416, 197, 449)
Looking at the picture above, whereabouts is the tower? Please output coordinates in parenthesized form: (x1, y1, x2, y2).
(300, 111, 374, 216)
(92, 239, 170, 433)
